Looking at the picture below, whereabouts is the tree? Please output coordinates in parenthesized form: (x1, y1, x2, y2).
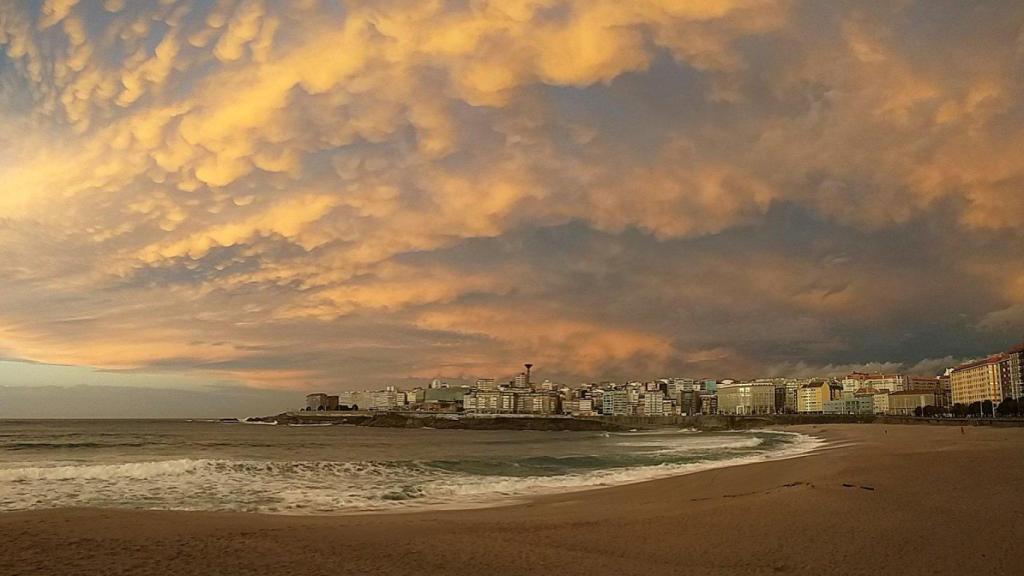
(997, 398, 1019, 417)
(951, 403, 968, 417)
(982, 400, 994, 417)
(914, 406, 923, 417)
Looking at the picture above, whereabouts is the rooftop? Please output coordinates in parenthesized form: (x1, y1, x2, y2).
(953, 354, 1007, 371)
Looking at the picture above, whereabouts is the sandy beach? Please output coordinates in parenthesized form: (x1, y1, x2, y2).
(2, 424, 1022, 576)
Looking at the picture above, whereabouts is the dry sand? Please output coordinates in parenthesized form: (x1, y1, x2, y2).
(2, 424, 1023, 576)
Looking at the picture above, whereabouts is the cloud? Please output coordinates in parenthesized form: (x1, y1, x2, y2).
(1, 0, 1023, 394)
(38, 0, 80, 29)
(766, 356, 962, 379)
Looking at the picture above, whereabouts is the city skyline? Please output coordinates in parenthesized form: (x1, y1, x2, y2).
(3, 1, 1024, 417)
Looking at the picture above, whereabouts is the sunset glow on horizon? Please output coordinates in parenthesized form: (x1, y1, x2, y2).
(2, 0, 1024, 396)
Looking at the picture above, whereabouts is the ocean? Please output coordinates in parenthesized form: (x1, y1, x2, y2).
(0, 420, 820, 514)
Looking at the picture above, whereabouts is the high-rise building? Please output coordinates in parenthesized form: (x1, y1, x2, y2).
(602, 390, 632, 416)
(679, 390, 702, 415)
(515, 391, 559, 415)
(463, 389, 513, 413)
(783, 379, 808, 413)
(1000, 344, 1024, 400)
(950, 355, 1008, 405)
(699, 393, 718, 415)
(798, 380, 842, 413)
(640, 392, 669, 416)
(475, 378, 497, 390)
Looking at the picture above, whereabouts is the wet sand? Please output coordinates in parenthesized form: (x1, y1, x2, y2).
(2, 424, 1022, 576)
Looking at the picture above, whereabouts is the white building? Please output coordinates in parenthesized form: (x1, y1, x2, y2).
(641, 393, 671, 416)
(602, 390, 632, 416)
(515, 392, 559, 415)
(463, 390, 516, 414)
(371, 386, 400, 411)
(562, 397, 595, 416)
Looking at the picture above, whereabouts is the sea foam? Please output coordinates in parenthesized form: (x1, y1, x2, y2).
(0, 431, 823, 515)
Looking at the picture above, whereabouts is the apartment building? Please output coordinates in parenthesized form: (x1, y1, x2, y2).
(717, 382, 777, 415)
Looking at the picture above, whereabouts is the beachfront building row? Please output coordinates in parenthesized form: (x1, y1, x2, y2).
(303, 377, 958, 417)
(300, 343, 1024, 417)
(303, 378, 954, 417)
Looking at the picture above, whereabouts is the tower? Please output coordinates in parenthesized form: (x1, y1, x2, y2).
(524, 363, 533, 388)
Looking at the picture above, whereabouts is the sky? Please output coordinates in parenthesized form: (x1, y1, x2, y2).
(1, 0, 1023, 416)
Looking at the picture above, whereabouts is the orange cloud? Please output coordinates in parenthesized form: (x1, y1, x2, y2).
(415, 303, 675, 377)
(2, 0, 1023, 390)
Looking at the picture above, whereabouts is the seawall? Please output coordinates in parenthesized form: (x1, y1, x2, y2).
(581, 414, 1024, 430)
(255, 411, 1024, 431)
(261, 412, 625, 431)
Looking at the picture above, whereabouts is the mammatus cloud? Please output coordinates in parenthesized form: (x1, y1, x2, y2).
(1, 0, 1023, 390)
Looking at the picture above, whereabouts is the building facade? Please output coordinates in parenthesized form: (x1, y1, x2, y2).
(304, 393, 339, 411)
(798, 381, 842, 413)
(717, 382, 777, 415)
(641, 392, 671, 416)
(699, 393, 718, 415)
(872, 393, 890, 415)
(823, 396, 873, 415)
(515, 392, 560, 415)
(887, 391, 937, 415)
(371, 387, 400, 411)
(602, 390, 632, 416)
(1000, 344, 1024, 400)
(950, 356, 1007, 405)
(562, 398, 595, 416)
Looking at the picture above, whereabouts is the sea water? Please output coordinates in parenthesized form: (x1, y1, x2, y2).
(0, 420, 821, 514)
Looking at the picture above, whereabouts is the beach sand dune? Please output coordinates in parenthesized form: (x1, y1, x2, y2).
(2, 424, 1022, 576)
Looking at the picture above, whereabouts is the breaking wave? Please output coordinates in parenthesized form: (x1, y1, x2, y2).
(0, 431, 821, 514)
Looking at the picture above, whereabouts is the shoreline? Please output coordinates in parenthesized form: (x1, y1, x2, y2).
(4, 424, 1023, 576)
(0, 428, 825, 518)
(257, 410, 1024, 431)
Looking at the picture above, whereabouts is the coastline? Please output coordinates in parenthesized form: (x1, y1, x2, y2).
(4, 424, 1023, 575)
(258, 410, 1024, 431)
